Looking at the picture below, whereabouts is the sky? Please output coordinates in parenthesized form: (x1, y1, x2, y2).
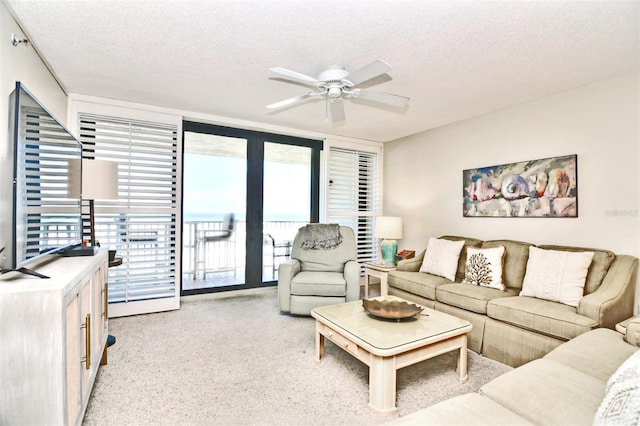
(183, 153, 310, 222)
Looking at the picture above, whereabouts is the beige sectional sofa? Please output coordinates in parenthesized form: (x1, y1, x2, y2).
(387, 236, 638, 367)
(390, 317, 640, 425)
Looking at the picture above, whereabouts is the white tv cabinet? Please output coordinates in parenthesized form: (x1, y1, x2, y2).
(0, 250, 109, 425)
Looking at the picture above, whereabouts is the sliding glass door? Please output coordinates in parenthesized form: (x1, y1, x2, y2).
(262, 142, 312, 281)
(182, 132, 247, 291)
(181, 122, 321, 295)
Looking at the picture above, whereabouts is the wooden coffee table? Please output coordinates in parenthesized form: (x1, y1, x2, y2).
(311, 296, 472, 415)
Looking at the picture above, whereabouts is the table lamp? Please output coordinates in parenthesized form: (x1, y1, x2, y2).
(374, 216, 403, 265)
(69, 159, 119, 248)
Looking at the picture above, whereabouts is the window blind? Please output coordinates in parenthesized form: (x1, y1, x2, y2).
(19, 106, 81, 260)
(78, 114, 178, 304)
(327, 147, 379, 264)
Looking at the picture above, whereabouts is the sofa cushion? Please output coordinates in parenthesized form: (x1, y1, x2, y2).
(436, 284, 518, 315)
(419, 237, 464, 280)
(439, 235, 483, 281)
(481, 239, 532, 289)
(487, 295, 597, 340)
(290, 271, 346, 296)
(388, 393, 534, 425)
(388, 270, 451, 301)
(479, 358, 606, 425)
(462, 246, 506, 290)
(593, 349, 640, 425)
(537, 244, 615, 295)
(520, 246, 594, 307)
(544, 328, 638, 382)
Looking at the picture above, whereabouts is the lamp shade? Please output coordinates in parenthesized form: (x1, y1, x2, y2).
(68, 159, 118, 200)
(374, 216, 403, 239)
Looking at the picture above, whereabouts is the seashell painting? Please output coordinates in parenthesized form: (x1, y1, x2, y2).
(500, 174, 529, 200)
(463, 154, 577, 217)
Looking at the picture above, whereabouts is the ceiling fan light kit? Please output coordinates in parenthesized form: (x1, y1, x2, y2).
(267, 59, 410, 123)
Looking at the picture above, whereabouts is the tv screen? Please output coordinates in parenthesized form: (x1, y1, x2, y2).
(0, 82, 83, 277)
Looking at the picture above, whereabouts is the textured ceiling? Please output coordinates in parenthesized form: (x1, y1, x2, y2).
(5, 0, 639, 142)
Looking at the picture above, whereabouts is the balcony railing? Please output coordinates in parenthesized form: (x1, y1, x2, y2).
(182, 220, 306, 290)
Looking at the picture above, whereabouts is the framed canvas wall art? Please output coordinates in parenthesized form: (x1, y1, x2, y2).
(463, 154, 577, 217)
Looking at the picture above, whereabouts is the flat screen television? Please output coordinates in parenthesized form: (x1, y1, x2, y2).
(0, 82, 83, 278)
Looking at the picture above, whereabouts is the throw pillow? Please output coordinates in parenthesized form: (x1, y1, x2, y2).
(462, 246, 506, 290)
(419, 237, 465, 281)
(593, 350, 640, 425)
(520, 246, 594, 307)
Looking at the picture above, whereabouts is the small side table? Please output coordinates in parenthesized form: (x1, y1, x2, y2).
(363, 262, 396, 298)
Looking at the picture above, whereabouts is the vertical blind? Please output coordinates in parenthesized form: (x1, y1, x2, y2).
(19, 105, 81, 260)
(327, 147, 379, 264)
(78, 113, 178, 304)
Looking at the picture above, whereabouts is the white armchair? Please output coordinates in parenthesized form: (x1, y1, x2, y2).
(278, 225, 361, 315)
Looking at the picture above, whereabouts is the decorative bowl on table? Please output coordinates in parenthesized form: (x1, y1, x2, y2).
(362, 298, 423, 320)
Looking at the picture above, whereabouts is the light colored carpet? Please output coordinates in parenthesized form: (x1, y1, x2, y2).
(83, 288, 511, 426)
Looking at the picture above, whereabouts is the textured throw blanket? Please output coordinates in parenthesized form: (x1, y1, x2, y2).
(593, 349, 640, 425)
(300, 224, 343, 250)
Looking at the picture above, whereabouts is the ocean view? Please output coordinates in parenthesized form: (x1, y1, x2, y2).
(182, 213, 309, 223)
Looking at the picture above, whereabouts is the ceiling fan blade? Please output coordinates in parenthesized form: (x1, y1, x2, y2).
(352, 89, 410, 108)
(343, 60, 392, 86)
(266, 92, 316, 109)
(269, 67, 319, 86)
(328, 99, 345, 122)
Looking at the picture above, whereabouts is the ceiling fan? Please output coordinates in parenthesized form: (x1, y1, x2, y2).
(266, 59, 410, 123)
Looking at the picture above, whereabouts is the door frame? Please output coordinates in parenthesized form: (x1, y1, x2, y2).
(180, 121, 322, 296)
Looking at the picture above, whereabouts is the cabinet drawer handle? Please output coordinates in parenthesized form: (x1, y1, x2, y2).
(81, 313, 91, 370)
(103, 282, 108, 320)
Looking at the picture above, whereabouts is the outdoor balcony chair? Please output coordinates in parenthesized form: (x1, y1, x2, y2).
(198, 213, 235, 277)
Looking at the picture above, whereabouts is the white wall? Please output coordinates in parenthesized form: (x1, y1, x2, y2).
(0, 3, 67, 261)
(384, 72, 639, 310)
(0, 3, 66, 123)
